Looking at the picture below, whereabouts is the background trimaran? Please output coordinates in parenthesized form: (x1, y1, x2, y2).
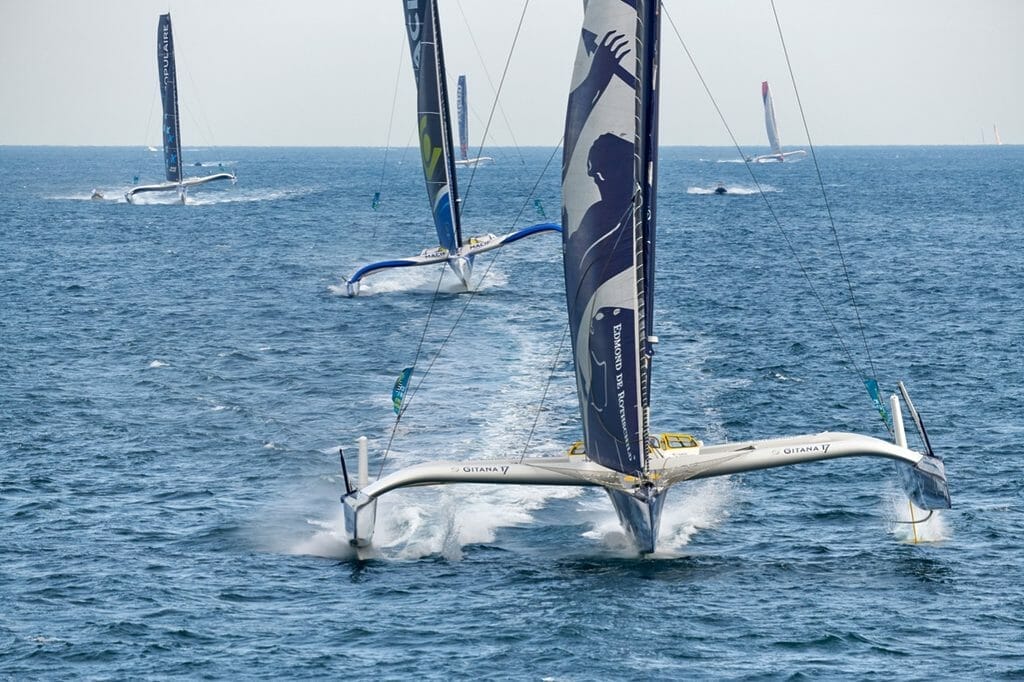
(341, 0, 950, 554)
(125, 14, 235, 204)
(345, 0, 558, 296)
(454, 75, 493, 168)
(748, 80, 806, 163)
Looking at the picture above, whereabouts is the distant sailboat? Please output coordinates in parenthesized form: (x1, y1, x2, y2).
(125, 14, 234, 204)
(994, 125, 1003, 145)
(344, 0, 558, 296)
(748, 80, 806, 163)
(340, 0, 951, 554)
(454, 75, 493, 168)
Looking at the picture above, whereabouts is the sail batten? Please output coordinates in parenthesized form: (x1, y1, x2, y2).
(158, 14, 182, 184)
(562, 0, 659, 476)
(403, 0, 462, 252)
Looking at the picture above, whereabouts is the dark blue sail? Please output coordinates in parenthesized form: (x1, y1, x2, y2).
(402, 0, 462, 254)
(562, 0, 659, 476)
(157, 13, 182, 184)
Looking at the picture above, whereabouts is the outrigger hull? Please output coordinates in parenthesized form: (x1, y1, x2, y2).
(748, 150, 807, 163)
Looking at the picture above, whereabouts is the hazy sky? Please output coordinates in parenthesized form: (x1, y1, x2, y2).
(1, 1, 1020, 147)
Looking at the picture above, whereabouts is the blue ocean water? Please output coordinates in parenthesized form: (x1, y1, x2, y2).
(2, 145, 1022, 679)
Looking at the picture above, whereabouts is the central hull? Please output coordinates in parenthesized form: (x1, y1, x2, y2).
(606, 487, 668, 554)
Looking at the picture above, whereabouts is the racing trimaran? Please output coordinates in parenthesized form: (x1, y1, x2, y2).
(340, 0, 950, 554)
(345, 0, 559, 296)
(748, 80, 806, 163)
(125, 14, 235, 204)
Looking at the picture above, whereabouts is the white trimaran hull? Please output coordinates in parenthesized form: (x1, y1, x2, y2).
(125, 172, 236, 204)
(344, 397, 949, 554)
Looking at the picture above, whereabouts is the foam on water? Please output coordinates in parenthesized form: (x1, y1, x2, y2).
(577, 478, 737, 555)
(370, 484, 580, 561)
(186, 188, 307, 205)
(658, 477, 738, 551)
(304, 332, 578, 560)
(886, 493, 951, 544)
(290, 513, 358, 560)
(6, 145, 1019, 678)
(64, 187, 307, 204)
(687, 184, 777, 195)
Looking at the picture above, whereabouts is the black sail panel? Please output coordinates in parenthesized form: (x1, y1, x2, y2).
(157, 14, 182, 183)
(402, 0, 462, 252)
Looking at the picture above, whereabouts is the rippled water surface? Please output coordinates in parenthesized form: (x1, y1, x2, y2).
(2, 145, 1022, 679)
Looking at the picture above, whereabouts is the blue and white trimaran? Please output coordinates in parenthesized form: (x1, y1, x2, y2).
(454, 75, 493, 168)
(341, 0, 950, 554)
(747, 80, 806, 163)
(345, 0, 559, 296)
(125, 14, 235, 204)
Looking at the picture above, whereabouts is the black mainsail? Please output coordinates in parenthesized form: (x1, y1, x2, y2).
(343, 1, 560, 295)
(403, 0, 462, 254)
(158, 13, 182, 184)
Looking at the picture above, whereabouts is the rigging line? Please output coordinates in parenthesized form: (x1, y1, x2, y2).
(379, 191, 549, 476)
(375, 262, 449, 479)
(180, 81, 217, 151)
(398, 127, 417, 170)
(379, 249, 507, 477)
(178, 44, 222, 154)
(454, 0, 528, 167)
(769, 0, 878, 381)
(509, 137, 563, 228)
(461, 0, 533, 208)
(137, 80, 159, 179)
(519, 320, 571, 464)
(372, 36, 409, 238)
(662, 5, 864, 379)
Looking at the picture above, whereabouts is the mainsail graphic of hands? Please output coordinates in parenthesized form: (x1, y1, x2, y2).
(590, 30, 632, 90)
(565, 29, 634, 170)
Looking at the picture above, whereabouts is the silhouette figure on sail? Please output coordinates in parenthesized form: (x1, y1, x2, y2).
(562, 25, 643, 472)
(565, 29, 633, 164)
(573, 135, 641, 471)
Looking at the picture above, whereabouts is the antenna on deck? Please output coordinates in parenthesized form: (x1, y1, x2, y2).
(339, 447, 354, 495)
